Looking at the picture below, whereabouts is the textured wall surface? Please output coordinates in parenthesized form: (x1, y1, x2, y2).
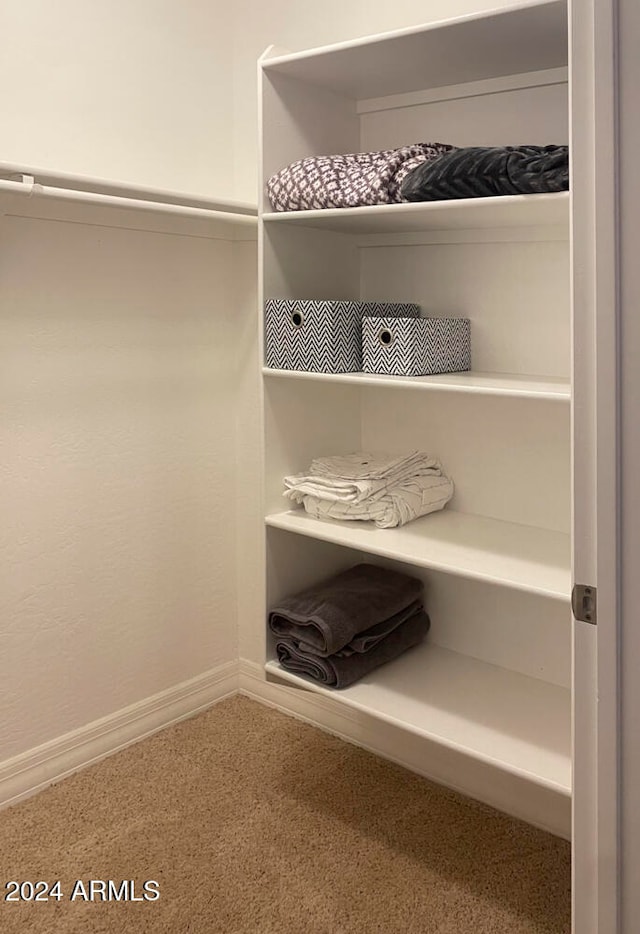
(0, 214, 244, 759)
(0, 0, 235, 199)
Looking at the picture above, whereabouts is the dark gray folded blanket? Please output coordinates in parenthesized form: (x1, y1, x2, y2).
(325, 599, 423, 657)
(268, 563, 423, 657)
(276, 608, 430, 689)
(400, 145, 569, 201)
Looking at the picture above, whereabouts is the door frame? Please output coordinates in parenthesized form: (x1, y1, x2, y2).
(570, 0, 620, 930)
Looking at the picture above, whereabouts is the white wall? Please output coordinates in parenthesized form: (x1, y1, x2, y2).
(0, 0, 234, 198)
(0, 0, 245, 773)
(0, 210, 245, 761)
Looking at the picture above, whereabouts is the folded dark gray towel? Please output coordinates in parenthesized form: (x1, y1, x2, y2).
(400, 145, 569, 201)
(268, 563, 423, 657)
(328, 599, 424, 657)
(276, 608, 430, 689)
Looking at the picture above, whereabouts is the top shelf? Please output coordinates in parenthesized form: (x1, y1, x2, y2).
(262, 192, 569, 235)
(262, 0, 567, 100)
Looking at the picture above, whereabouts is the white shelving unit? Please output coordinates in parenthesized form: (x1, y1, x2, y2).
(259, 0, 571, 838)
(266, 642, 571, 794)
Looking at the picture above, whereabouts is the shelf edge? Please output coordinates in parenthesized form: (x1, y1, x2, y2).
(264, 660, 572, 795)
(261, 368, 571, 401)
(264, 513, 571, 602)
(261, 0, 566, 73)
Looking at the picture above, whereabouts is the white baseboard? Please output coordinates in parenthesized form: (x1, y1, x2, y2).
(0, 661, 239, 811)
(238, 658, 571, 840)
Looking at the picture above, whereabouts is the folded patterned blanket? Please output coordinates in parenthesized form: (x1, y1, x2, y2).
(400, 145, 569, 201)
(275, 607, 430, 689)
(284, 451, 442, 506)
(268, 563, 423, 657)
(299, 473, 454, 529)
(267, 143, 455, 212)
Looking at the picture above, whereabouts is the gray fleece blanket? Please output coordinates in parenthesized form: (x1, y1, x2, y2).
(268, 563, 423, 657)
(400, 145, 569, 201)
(276, 608, 430, 689)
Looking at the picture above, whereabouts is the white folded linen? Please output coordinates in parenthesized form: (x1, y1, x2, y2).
(298, 473, 454, 529)
(284, 451, 442, 506)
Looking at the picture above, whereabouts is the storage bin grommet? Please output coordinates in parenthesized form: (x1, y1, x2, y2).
(378, 328, 395, 346)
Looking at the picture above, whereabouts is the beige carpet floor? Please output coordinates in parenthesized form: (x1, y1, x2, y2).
(0, 695, 571, 934)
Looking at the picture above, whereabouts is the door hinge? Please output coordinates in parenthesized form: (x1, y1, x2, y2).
(572, 584, 597, 625)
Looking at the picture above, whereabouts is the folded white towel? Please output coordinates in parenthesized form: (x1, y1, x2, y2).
(309, 451, 435, 481)
(284, 451, 442, 505)
(299, 473, 454, 529)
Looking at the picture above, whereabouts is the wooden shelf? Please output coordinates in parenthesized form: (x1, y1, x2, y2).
(262, 1, 567, 100)
(265, 509, 571, 600)
(266, 641, 571, 794)
(262, 368, 570, 401)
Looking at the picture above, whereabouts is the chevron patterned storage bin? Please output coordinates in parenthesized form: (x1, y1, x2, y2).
(362, 316, 471, 376)
(264, 299, 420, 373)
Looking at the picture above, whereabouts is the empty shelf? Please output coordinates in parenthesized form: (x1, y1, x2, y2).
(265, 509, 571, 600)
(266, 641, 571, 793)
(262, 2, 567, 100)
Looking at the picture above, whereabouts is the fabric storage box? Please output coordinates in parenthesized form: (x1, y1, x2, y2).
(264, 299, 420, 373)
(362, 315, 471, 376)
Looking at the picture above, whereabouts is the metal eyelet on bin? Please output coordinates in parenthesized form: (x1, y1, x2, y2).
(378, 328, 394, 346)
(291, 308, 304, 328)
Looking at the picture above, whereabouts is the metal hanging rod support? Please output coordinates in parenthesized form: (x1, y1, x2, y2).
(0, 175, 35, 195)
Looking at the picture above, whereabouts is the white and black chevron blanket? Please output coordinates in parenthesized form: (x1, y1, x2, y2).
(267, 142, 455, 212)
(400, 145, 569, 201)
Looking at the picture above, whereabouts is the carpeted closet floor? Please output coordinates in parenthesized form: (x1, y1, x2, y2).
(0, 695, 571, 934)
